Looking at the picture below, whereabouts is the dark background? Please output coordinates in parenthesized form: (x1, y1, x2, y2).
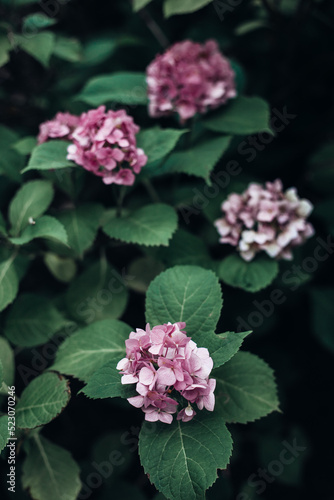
(1, 0, 334, 499)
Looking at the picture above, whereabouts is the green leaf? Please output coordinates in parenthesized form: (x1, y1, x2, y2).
(81, 360, 134, 399)
(4, 293, 70, 347)
(65, 259, 128, 323)
(218, 254, 279, 292)
(51, 319, 131, 382)
(0, 337, 14, 388)
(53, 36, 82, 62)
(49, 203, 104, 257)
(12, 136, 37, 155)
(0, 125, 25, 182)
(22, 140, 73, 173)
(213, 351, 279, 423)
(0, 256, 19, 313)
(9, 180, 54, 236)
(139, 412, 232, 500)
(76, 72, 148, 106)
(145, 265, 222, 340)
(209, 330, 251, 368)
(103, 203, 178, 247)
(161, 136, 232, 183)
(22, 13, 57, 31)
(0, 415, 10, 453)
(164, 0, 213, 17)
(43, 253, 77, 283)
(16, 31, 56, 67)
(203, 96, 272, 135)
(133, 0, 153, 11)
(310, 287, 334, 353)
(137, 127, 187, 164)
(16, 372, 70, 429)
(22, 435, 81, 500)
(9, 215, 68, 246)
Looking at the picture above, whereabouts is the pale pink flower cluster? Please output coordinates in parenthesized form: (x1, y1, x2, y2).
(38, 112, 79, 144)
(215, 179, 314, 261)
(117, 322, 216, 424)
(146, 39, 236, 122)
(37, 106, 147, 186)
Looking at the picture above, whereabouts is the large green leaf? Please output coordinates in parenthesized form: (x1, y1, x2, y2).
(0, 415, 10, 453)
(16, 31, 56, 67)
(22, 13, 57, 31)
(22, 141, 73, 173)
(209, 330, 251, 368)
(65, 259, 128, 323)
(160, 136, 232, 183)
(49, 203, 104, 257)
(12, 136, 37, 155)
(310, 287, 334, 353)
(4, 294, 70, 347)
(139, 413, 232, 500)
(53, 36, 82, 62)
(213, 351, 279, 423)
(103, 204, 178, 247)
(218, 254, 279, 292)
(76, 72, 148, 106)
(22, 435, 81, 500)
(137, 127, 187, 165)
(133, 0, 154, 11)
(164, 0, 213, 17)
(203, 96, 272, 135)
(43, 253, 77, 283)
(9, 180, 54, 236)
(0, 125, 25, 182)
(9, 215, 68, 246)
(81, 360, 135, 399)
(0, 338, 14, 389)
(51, 319, 131, 382)
(0, 256, 19, 313)
(145, 266, 222, 339)
(16, 372, 71, 429)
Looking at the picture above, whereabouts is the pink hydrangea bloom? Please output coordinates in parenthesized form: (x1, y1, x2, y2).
(146, 39, 236, 122)
(214, 179, 314, 261)
(37, 112, 80, 144)
(117, 322, 216, 424)
(66, 106, 147, 186)
(37, 106, 147, 186)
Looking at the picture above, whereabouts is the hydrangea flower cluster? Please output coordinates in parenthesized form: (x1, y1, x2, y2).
(214, 179, 314, 261)
(146, 39, 236, 122)
(38, 112, 79, 144)
(38, 106, 147, 186)
(116, 322, 216, 424)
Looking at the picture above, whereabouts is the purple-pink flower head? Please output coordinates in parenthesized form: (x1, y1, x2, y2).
(37, 106, 147, 186)
(117, 322, 216, 424)
(38, 112, 80, 144)
(146, 39, 237, 122)
(214, 179, 315, 261)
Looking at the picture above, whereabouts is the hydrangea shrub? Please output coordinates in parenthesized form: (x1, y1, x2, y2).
(0, 0, 326, 499)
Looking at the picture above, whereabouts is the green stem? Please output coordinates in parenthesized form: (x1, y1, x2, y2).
(142, 179, 161, 203)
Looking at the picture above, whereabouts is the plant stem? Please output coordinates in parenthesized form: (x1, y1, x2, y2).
(138, 7, 170, 48)
(142, 178, 161, 203)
